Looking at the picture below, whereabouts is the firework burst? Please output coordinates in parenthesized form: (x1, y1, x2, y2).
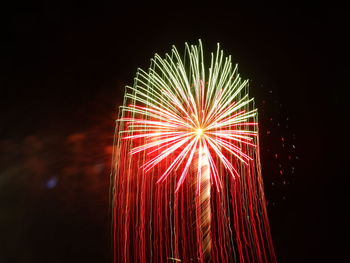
(112, 40, 276, 263)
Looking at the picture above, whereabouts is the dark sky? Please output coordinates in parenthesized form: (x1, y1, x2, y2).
(1, 3, 348, 263)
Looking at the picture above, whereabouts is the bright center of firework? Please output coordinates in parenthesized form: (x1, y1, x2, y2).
(195, 128, 204, 138)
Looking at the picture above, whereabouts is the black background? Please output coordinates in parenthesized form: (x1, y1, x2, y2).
(1, 2, 348, 262)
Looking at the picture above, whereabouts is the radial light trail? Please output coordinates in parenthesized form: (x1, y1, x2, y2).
(112, 40, 277, 263)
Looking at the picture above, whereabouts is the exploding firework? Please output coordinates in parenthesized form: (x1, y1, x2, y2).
(112, 40, 276, 263)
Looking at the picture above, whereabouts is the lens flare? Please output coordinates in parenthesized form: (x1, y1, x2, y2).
(112, 40, 277, 263)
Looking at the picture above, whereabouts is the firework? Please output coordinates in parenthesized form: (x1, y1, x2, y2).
(112, 40, 276, 262)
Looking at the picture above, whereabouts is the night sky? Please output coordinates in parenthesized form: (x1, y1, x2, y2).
(1, 3, 347, 263)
